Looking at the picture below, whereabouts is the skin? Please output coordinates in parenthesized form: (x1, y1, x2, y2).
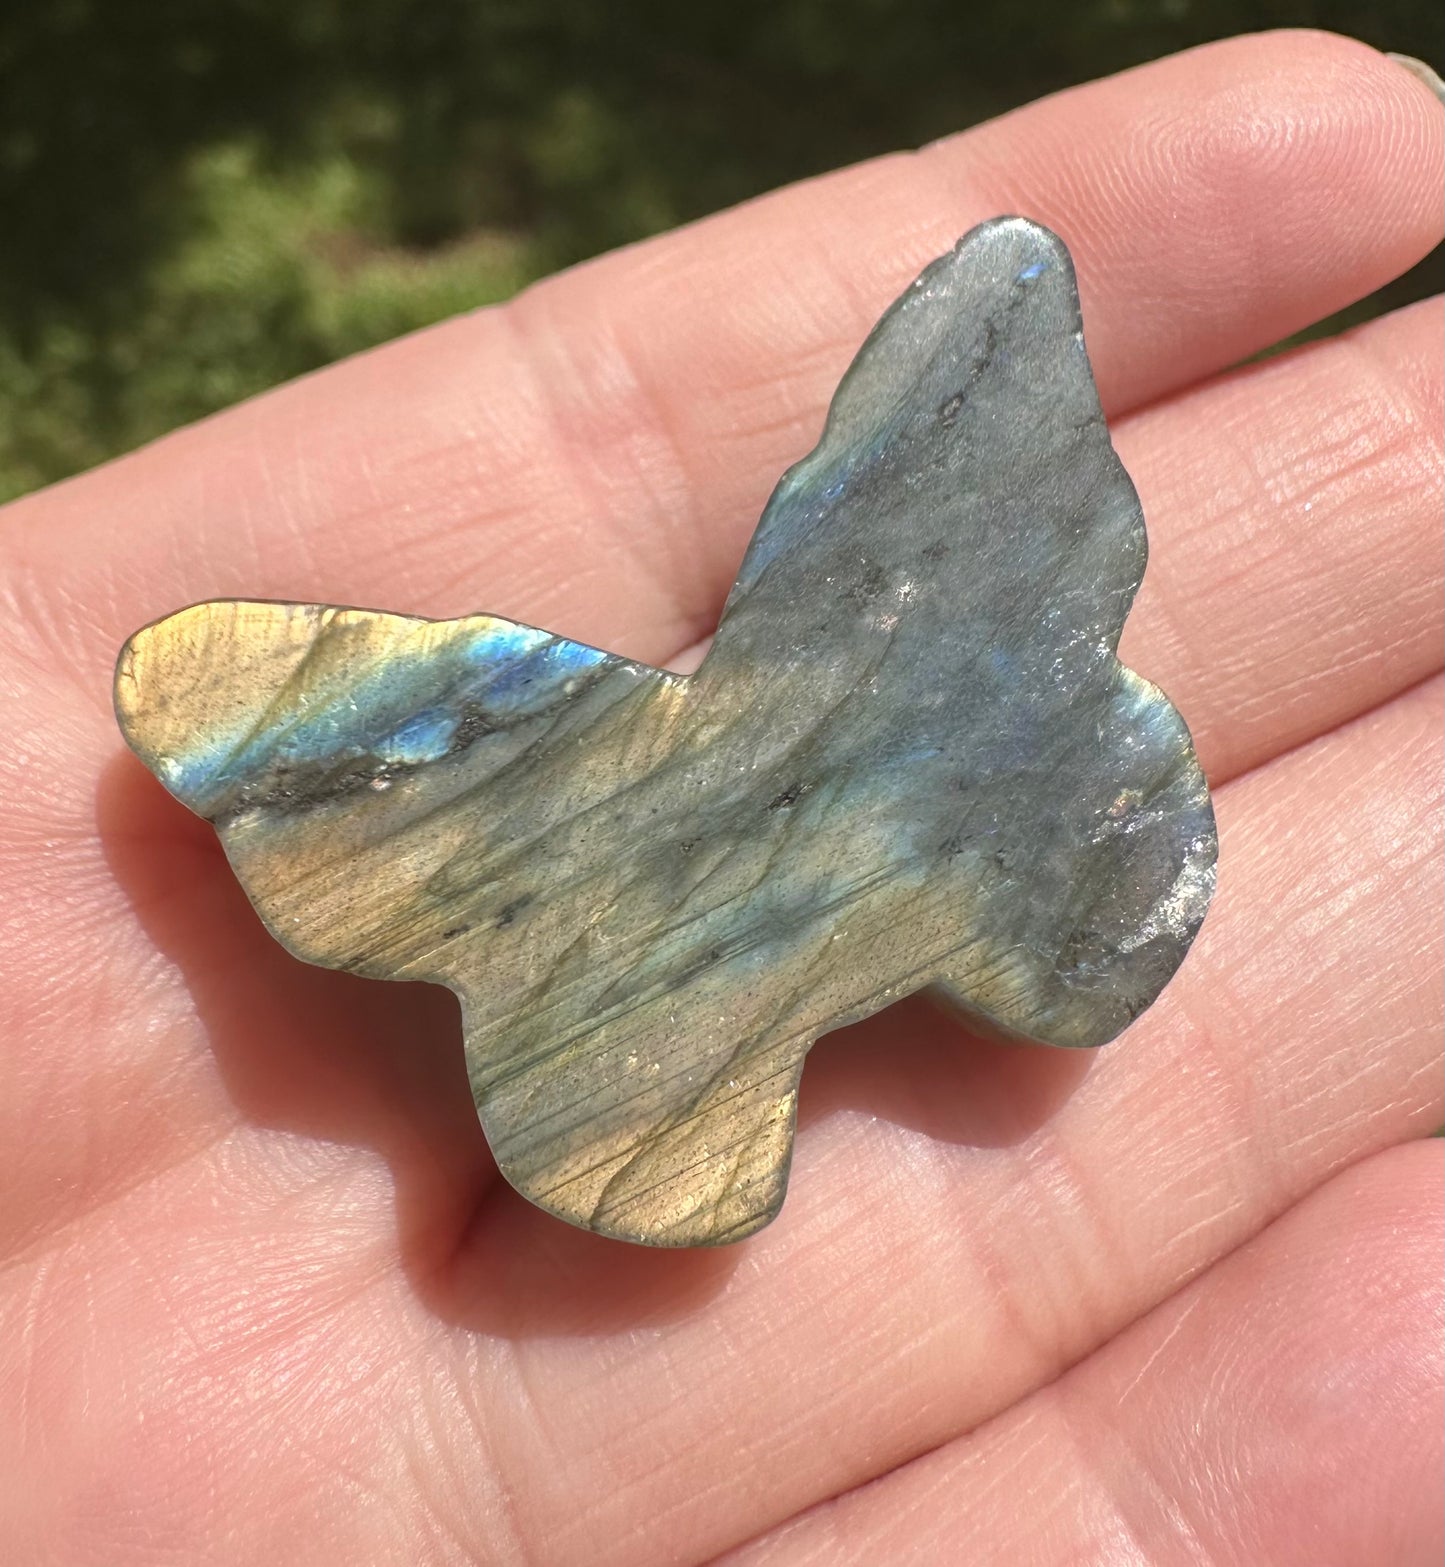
(0, 28, 1440, 1566)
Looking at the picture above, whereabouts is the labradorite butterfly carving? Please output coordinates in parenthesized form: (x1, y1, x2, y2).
(116, 218, 1216, 1247)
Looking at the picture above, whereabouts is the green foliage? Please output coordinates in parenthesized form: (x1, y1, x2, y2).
(0, 141, 527, 500)
(0, 0, 1440, 499)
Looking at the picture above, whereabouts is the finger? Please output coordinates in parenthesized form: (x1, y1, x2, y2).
(563, 294, 1445, 785)
(1, 33, 1440, 682)
(425, 677, 1440, 1563)
(722, 1140, 1445, 1567)
(1117, 295, 1444, 782)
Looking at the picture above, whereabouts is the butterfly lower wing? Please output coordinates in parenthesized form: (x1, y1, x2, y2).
(926, 667, 1216, 1049)
(475, 1001, 807, 1246)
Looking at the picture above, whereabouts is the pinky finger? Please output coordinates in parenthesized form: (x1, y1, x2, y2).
(723, 1139, 1445, 1567)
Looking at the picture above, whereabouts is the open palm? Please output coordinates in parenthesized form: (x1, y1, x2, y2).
(3, 32, 1442, 1565)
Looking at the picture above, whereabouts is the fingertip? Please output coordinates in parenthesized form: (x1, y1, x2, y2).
(952, 29, 1444, 410)
(1387, 51, 1445, 108)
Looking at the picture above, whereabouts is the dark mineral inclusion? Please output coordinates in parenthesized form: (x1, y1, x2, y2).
(116, 218, 1217, 1246)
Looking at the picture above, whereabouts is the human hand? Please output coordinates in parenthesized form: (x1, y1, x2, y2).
(2, 31, 1441, 1565)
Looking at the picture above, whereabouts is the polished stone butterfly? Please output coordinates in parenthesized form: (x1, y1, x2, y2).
(117, 218, 1216, 1247)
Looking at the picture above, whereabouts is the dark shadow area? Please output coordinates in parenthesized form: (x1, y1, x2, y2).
(101, 748, 1093, 1337)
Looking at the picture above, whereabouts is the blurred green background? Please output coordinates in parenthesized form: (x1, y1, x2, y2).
(1, 1, 1439, 503)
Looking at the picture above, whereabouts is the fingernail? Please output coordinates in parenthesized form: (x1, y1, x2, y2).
(1387, 53, 1445, 106)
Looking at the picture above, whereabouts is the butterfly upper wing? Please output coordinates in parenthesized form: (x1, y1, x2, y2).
(711, 218, 1144, 675)
(115, 599, 667, 976)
